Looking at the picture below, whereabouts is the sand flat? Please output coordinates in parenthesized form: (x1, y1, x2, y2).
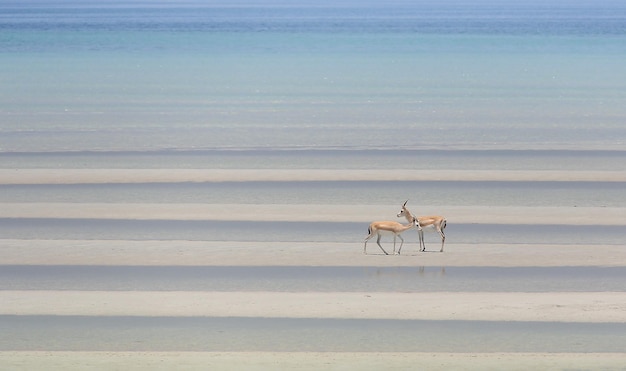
(2, 240, 625, 267)
(2, 168, 625, 184)
(1, 351, 626, 371)
(1, 203, 625, 225)
(2, 290, 625, 323)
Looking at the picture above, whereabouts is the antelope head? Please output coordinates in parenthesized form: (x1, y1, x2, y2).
(397, 199, 409, 218)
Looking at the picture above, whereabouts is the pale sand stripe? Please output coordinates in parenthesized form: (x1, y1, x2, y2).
(2, 291, 625, 323)
(3, 241, 625, 267)
(1, 203, 624, 225)
(2, 352, 625, 371)
(2, 168, 624, 184)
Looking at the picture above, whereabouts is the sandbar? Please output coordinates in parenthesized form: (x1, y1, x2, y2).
(1, 352, 625, 371)
(2, 168, 625, 184)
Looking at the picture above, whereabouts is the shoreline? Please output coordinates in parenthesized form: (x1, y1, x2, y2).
(2, 240, 625, 267)
(2, 352, 626, 370)
(1, 203, 625, 225)
(2, 168, 625, 184)
(2, 291, 625, 323)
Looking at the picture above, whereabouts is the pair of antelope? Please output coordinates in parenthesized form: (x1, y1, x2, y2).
(364, 201, 446, 255)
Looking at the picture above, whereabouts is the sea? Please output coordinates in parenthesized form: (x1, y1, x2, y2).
(1, 0, 626, 155)
(1, 0, 625, 357)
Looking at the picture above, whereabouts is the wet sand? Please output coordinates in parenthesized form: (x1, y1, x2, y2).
(2, 352, 625, 371)
(3, 290, 626, 322)
(2, 240, 626, 368)
(2, 203, 625, 225)
(1, 168, 625, 369)
(3, 240, 626, 267)
(3, 168, 625, 184)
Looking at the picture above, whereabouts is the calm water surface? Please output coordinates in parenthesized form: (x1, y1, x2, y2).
(1, 265, 625, 292)
(2, 315, 625, 352)
(1, 0, 625, 153)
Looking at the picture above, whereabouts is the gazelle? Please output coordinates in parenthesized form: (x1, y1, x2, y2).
(364, 214, 420, 255)
(397, 200, 447, 252)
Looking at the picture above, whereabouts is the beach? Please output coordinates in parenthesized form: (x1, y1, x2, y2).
(1, 167, 626, 369)
(2, 237, 626, 369)
(3, 352, 625, 371)
(2, 171, 625, 369)
(2, 0, 626, 369)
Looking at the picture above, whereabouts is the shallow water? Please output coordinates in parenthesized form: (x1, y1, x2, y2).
(1, 179, 623, 207)
(2, 149, 626, 170)
(2, 2, 626, 152)
(2, 315, 625, 353)
(1, 219, 624, 245)
(2, 265, 625, 293)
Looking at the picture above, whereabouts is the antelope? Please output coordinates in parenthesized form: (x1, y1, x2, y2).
(364, 213, 420, 255)
(397, 200, 447, 252)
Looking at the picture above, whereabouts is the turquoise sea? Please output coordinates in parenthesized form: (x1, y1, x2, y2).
(1, 0, 625, 154)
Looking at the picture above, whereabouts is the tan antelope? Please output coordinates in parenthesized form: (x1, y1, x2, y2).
(364, 211, 420, 255)
(397, 200, 447, 252)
